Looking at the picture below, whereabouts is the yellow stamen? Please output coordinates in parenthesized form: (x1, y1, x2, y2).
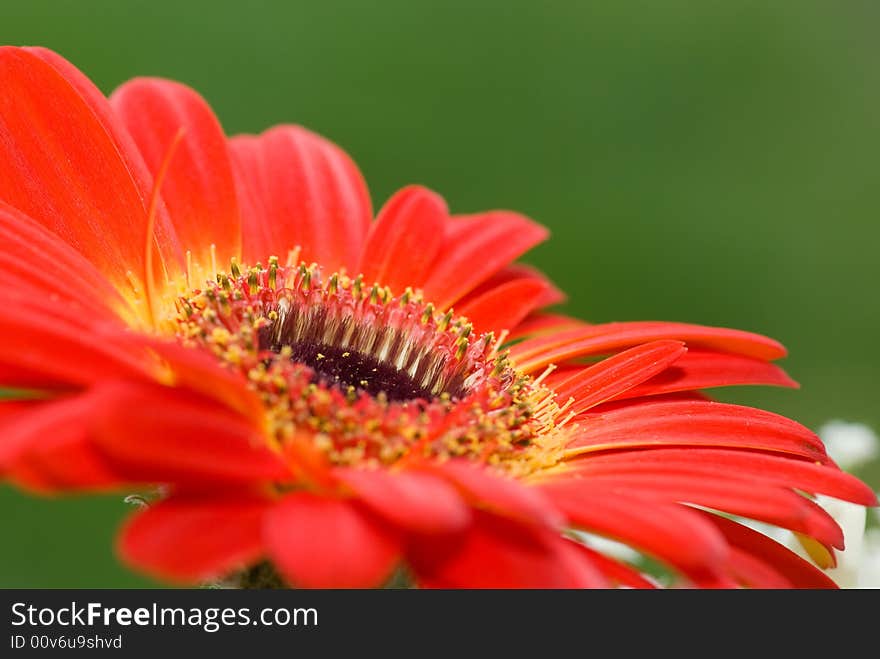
(531, 363, 557, 387)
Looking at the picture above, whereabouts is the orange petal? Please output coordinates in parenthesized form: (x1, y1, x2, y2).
(0, 291, 154, 388)
(89, 381, 288, 485)
(0, 47, 152, 303)
(557, 472, 844, 549)
(0, 201, 133, 323)
(564, 448, 878, 506)
(549, 340, 686, 412)
(420, 211, 549, 310)
(455, 265, 565, 336)
(507, 312, 590, 342)
(511, 321, 787, 373)
(147, 338, 265, 425)
(567, 399, 829, 463)
(111, 78, 242, 268)
(230, 125, 372, 270)
(357, 185, 447, 292)
(24, 47, 183, 280)
(611, 349, 798, 400)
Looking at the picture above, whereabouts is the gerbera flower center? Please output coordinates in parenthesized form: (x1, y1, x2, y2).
(257, 277, 473, 403)
(169, 255, 572, 476)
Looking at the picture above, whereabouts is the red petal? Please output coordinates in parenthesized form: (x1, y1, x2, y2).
(539, 480, 728, 578)
(265, 493, 401, 588)
(569, 542, 658, 589)
(725, 546, 794, 588)
(118, 496, 268, 583)
(0, 399, 34, 421)
(0, 394, 122, 491)
(0, 364, 76, 393)
(357, 185, 447, 292)
(587, 391, 714, 411)
(25, 451, 120, 495)
(24, 48, 159, 198)
(411, 511, 606, 588)
(455, 267, 565, 336)
(415, 460, 564, 528)
(566, 400, 829, 463)
(0, 201, 134, 322)
(549, 340, 687, 412)
(12, 436, 122, 493)
(0, 47, 152, 300)
(420, 211, 549, 310)
(24, 47, 184, 279)
(147, 339, 265, 425)
(507, 313, 590, 342)
(229, 126, 372, 270)
(111, 78, 241, 268)
(612, 349, 798, 400)
(564, 448, 878, 506)
(701, 512, 838, 588)
(0, 291, 154, 388)
(336, 468, 471, 534)
(89, 381, 288, 485)
(462, 264, 566, 309)
(557, 472, 843, 549)
(511, 321, 787, 373)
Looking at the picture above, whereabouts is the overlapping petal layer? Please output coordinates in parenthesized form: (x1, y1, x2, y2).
(111, 78, 242, 270)
(230, 126, 372, 271)
(0, 47, 154, 307)
(0, 46, 872, 590)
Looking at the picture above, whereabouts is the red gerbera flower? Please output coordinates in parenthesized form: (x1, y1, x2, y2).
(0, 46, 874, 589)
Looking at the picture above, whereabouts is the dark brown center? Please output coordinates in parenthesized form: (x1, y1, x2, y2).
(261, 335, 444, 402)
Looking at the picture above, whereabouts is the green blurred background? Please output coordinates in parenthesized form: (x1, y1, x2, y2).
(1, 0, 877, 586)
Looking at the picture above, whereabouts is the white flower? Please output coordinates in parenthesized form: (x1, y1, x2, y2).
(737, 422, 879, 588)
(860, 527, 880, 588)
(816, 420, 879, 471)
(815, 495, 867, 588)
(571, 530, 641, 563)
